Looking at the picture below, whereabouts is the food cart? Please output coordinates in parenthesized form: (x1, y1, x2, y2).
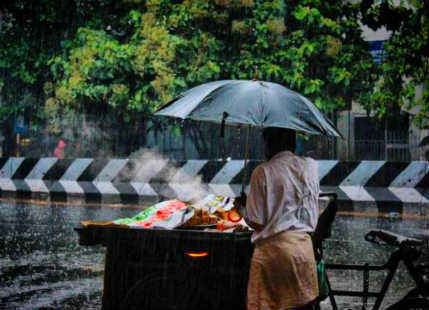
(74, 193, 337, 310)
(75, 224, 253, 310)
(75, 196, 254, 310)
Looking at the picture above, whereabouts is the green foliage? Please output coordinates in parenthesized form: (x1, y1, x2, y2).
(360, 0, 429, 126)
(6, 0, 425, 137)
(0, 0, 131, 128)
(44, 0, 378, 123)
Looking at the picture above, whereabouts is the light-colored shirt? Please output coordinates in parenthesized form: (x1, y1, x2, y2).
(246, 151, 319, 243)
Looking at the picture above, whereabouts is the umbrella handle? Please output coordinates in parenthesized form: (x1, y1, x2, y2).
(241, 125, 251, 195)
(220, 112, 229, 138)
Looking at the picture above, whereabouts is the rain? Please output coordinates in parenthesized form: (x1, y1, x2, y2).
(0, 1, 428, 310)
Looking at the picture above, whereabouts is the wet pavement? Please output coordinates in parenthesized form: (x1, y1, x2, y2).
(0, 201, 137, 310)
(321, 210, 429, 310)
(0, 200, 427, 310)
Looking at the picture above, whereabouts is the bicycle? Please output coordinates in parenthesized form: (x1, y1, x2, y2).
(322, 229, 429, 310)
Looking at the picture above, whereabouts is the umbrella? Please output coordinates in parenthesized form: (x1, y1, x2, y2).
(155, 80, 342, 194)
(155, 80, 342, 137)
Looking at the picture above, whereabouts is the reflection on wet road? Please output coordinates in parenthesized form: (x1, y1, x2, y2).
(0, 201, 427, 310)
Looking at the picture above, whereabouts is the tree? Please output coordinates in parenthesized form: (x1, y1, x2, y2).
(0, 0, 119, 119)
(49, 0, 377, 117)
(0, 0, 128, 154)
(0, 0, 382, 155)
(360, 0, 429, 126)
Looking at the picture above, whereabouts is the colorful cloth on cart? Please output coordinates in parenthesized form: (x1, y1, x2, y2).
(113, 200, 192, 229)
(246, 151, 319, 243)
(247, 230, 318, 310)
(112, 195, 233, 230)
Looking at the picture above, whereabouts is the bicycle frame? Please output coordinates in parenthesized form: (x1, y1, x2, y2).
(325, 245, 424, 310)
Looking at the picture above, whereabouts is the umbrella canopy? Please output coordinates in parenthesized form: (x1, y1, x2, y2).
(155, 80, 342, 137)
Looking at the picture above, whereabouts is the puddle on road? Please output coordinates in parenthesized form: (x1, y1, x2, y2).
(0, 201, 427, 310)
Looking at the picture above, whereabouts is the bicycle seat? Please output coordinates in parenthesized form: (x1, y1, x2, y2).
(365, 229, 424, 247)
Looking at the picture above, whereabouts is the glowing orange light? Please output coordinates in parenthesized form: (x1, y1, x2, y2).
(185, 251, 209, 258)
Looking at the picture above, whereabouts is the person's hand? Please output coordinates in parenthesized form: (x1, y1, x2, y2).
(234, 192, 247, 208)
(233, 192, 247, 216)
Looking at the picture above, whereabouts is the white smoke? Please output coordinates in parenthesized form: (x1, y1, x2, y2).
(124, 148, 209, 203)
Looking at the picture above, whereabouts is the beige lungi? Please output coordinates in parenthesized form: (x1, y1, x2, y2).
(247, 230, 318, 310)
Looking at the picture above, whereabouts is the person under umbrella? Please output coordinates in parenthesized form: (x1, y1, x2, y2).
(236, 127, 319, 310)
(155, 79, 341, 309)
(155, 79, 341, 193)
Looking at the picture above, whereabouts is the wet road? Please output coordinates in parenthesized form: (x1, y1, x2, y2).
(0, 200, 427, 310)
(321, 210, 428, 310)
(0, 201, 137, 310)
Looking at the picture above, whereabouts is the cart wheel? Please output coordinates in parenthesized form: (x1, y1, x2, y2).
(120, 270, 194, 310)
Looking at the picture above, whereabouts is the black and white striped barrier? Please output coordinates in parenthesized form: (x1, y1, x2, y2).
(0, 158, 427, 211)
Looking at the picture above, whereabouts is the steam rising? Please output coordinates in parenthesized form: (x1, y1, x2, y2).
(125, 148, 209, 203)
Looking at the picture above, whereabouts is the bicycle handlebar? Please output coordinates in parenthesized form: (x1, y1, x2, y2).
(365, 229, 423, 247)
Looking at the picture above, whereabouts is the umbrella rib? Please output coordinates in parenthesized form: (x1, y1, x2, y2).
(155, 80, 232, 118)
(186, 82, 235, 118)
(299, 95, 343, 138)
(154, 94, 185, 114)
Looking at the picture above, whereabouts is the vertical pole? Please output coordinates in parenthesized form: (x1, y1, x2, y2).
(347, 111, 350, 161)
(16, 133, 20, 157)
(182, 121, 187, 161)
(385, 119, 388, 160)
(241, 125, 251, 195)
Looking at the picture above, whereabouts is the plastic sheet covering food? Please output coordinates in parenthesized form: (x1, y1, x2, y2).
(113, 200, 194, 229)
(80, 195, 248, 231)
